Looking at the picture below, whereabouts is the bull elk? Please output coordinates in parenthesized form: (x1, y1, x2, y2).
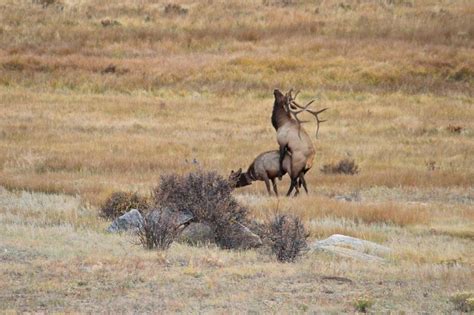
(272, 89, 327, 196)
(229, 150, 292, 196)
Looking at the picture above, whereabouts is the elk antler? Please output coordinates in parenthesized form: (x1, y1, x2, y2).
(288, 91, 327, 138)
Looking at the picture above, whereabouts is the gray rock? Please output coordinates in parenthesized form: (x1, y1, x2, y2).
(334, 192, 361, 202)
(231, 222, 263, 249)
(147, 207, 194, 227)
(310, 234, 391, 262)
(107, 209, 144, 233)
(178, 222, 215, 245)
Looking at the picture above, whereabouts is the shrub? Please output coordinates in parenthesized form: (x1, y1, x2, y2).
(321, 158, 359, 175)
(137, 209, 180, 250)
(100, 191, 150, 219)
(354, 297, 374, 313)
(267, 214, 309, 263)
(450, 292, 474, 312)
(163, 4, 188, 16)
(153, 171, 249, 249)
(446, 124, 462, 134)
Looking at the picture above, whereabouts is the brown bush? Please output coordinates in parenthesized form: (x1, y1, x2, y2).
(446, 124, 462, 134)
(163, 4, 188, 16)
(136, 209, 180, 250)
(100, 191, 150, 219)
(321, 159, 359, 175)
(267, 214, 309, 263)
(153, 171, 249, 249)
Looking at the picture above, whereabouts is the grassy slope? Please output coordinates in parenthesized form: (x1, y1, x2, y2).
(0, 0, 473, 313)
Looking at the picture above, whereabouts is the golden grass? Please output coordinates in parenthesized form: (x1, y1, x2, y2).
(0, 0, 473, 312)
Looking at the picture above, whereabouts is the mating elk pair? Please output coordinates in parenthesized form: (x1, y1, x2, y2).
(230, 89, 327, 196)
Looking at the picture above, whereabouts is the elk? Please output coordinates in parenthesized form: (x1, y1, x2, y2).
(229, 150, 292, 196)
(272, 89, 327, 196)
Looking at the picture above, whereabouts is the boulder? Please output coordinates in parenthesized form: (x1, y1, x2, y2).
(310, 234, 391, 262)
(231, 222, 263, 249)
(147, 207, 194, 227)
(177, 222, 215, 245)
(107, 209, 144, 233)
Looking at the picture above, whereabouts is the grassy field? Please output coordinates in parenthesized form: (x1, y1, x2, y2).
(1, 0, 473, 313)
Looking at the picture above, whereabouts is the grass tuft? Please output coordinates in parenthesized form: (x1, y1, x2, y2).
(321, 159, 359, 175)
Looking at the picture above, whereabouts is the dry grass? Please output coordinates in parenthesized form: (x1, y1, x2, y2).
(0, 0, 473, 313)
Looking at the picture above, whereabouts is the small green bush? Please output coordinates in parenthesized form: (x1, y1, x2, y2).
(354, 297, 373, 313)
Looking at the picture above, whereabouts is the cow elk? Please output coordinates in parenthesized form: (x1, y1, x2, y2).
(229, 150, 292, 196)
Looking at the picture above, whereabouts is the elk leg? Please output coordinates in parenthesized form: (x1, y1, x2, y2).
(286, 177, 299, 197)
(278, 145, 288, 180)
(271, 178, 278, 196)
(263, 175, 272, 196)
(299, 173, 308, 194)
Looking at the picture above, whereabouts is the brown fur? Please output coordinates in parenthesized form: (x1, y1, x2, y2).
(229, 150, 291, 196)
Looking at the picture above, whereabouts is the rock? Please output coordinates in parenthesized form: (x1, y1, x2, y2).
(335, 195, 353, 202)
(309, 234, 391, 262)
(231, 222, 263, 249)
(107, 209, 144, 233)
(178, 222, 215, 245)
(334, 192, 360, 202)
(146, 207, 194, 227)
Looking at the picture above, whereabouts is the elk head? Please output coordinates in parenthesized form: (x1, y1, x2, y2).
(228, 168, 252, 188)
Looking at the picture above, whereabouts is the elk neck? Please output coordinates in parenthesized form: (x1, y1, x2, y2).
(271, 98, 292, 130)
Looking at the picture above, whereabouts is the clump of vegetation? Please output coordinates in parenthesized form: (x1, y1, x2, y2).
(136, 209, 180, 250)
(446, 124, 463, 134)
(354, 297, 374, 313)
(32, 0, 60, 8)
(163, 4, 188, 16)
(100, 18, 121, 27)
(425, 160, 437, 171)
(450, 292, 474, 312)
(321, 159, 359, 175)
(100, 191, 150, 219)
(267, 214, 309, 263)
(153, 171, 249, 249)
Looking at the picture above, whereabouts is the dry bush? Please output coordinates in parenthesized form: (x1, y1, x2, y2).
(153, 171, 249, 249)
(321, 159, 359, 175)
(446, 124, 463, 134)
(163, 4, 188, 16)
(450, 292, 474, 313)
(136, 209, 180, 250)
(267, 214, 309, 263)
(32, 0, 61, 8)
(100, 191, 150, 219)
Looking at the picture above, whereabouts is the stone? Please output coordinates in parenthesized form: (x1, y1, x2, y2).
(177, 222, 215, 245)
(146, 207, 194, 227)
(231, 222, 263, 249)
(107, 209, 144, 233)
(309, 234, 391, 262)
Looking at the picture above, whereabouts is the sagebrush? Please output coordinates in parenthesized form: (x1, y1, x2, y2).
(136, 209, 180, 250)
(268, 214, 309, 262)
(321, 159, 359, 175)
(153, 171, 249, 249)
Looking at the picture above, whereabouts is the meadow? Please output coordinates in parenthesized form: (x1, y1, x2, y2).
(0, 0, 473, 313)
